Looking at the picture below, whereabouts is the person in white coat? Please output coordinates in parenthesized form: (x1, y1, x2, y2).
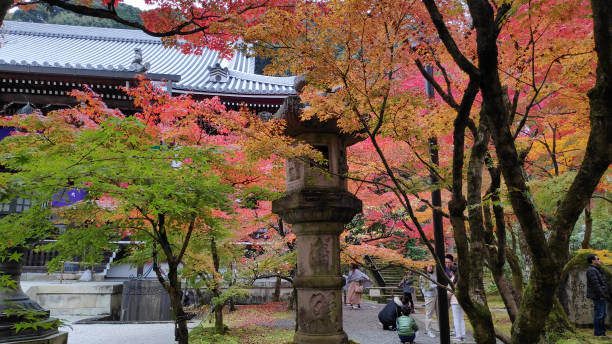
(419, 264, 438, 338)
(448, 265, 466, 342)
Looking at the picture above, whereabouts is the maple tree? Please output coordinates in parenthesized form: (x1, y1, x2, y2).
(429, 1, 609, 343)
(0, 80, 285, 342)
(0, 1, 609, 344)
(243, 0, 455, 272)
(242, 1, 611, 343)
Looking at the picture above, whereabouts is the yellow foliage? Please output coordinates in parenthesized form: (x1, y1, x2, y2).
(341, 241, 428, 269)
(577, 249, 612, 266)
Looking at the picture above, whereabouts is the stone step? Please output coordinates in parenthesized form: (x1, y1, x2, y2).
(368, 257, 411, 303)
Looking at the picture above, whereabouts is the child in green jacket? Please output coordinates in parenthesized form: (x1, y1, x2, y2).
(396, 306, 419, 344)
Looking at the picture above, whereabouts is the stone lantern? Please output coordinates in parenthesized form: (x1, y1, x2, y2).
(272, 80, 363, 344)
(0, 198, 68, 344)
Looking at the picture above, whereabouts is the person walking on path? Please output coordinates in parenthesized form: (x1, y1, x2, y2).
(396, 306, 419, 344)
(378, 295, 408, 330)
(419, 264, 438, 338)
(346, 263, 371, 309)
(398, 270, 416, 312)
(586, 254, 609, 337)
(448, 265, 466, 342)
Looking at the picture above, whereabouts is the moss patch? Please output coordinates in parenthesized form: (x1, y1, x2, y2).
(189, 326, 293, 344)
(189, 302, 294, 344)
(543, 327, 612, 344)
(189, 302, 361, 344)
(563, 250, 612, 279)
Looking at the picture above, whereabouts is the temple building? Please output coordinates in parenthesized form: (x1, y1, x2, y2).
(0, 21, 295, 116)
(0, 21, 296, 277)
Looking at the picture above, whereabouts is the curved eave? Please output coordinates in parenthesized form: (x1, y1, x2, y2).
(172, 88, 294, 99)
(0, 63, 180, 82)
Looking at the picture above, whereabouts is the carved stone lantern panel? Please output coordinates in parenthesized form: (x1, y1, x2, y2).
(286, 133, 348, 193)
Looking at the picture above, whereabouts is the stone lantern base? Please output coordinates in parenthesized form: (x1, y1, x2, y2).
(293, 331, 349, 344)
(1, 248, 65, 344)
(1, 331, 67, 344)
(273, 189, 361, 344)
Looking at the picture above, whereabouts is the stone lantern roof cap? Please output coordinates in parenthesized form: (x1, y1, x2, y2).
(275, 77, 365, 146)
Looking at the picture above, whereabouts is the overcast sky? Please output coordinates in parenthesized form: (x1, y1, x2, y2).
(123, 0, 157, 10)
(8, 0, 156, 13)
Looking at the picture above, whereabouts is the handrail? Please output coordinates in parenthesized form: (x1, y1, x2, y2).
(364, 255, 386, 287)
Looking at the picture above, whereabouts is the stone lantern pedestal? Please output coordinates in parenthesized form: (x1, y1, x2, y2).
(272, 90, 363, 344)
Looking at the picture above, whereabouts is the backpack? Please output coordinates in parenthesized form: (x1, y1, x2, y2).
(396, 315, 417, 337)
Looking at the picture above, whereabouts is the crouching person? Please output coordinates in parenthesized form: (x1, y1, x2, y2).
(397, 305, 419, 344)
(378, 295, 407, 330)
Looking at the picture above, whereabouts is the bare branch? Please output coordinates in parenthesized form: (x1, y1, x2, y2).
(421, 0, 480, 77)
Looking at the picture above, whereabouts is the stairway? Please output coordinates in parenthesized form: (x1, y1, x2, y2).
(367, 256, 406, 301)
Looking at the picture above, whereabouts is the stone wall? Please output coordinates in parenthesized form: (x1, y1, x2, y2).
(120, 280, 171, 321)
(25, 283, 123, 318)
(24, 280, 292, 319)
(557, 268, 611, 327)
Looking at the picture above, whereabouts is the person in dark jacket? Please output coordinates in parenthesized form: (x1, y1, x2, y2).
(378, 295, 408, 330)
(586, 254, 609, 337)
(398, 270, 415, 311)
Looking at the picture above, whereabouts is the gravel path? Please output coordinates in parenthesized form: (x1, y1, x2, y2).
(59, 316, 199, 344)
(343, 301, 477, 344)
(62, 322, 176, 344)
(267, 301, 480, 344)
(60, 301, 489, 344)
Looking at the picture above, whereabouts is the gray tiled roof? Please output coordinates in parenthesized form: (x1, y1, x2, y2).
(0, 21, 295, 96)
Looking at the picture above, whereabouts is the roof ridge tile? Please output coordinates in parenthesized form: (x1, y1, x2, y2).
(0, 21, 295, 96)
(4, 28, 161, 45)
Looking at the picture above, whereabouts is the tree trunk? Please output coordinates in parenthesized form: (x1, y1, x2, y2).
(294, 286, 298, 331)
(228, 263, 236, 312)
(465, 2, 568, 342)
(512, 268, 561, 343)
(273, 276, 281, 302)
(0, 0, 11, 27)
(288, 287, 296, 311)
(581, 202, 592, 249)
(168, 282, 189, 344)
(152, 259, 189, 344)
(483, 163, 521, 323)
(511, 0, 612, 342)
(210, 237, 225, 334)
(505, 246, 524, 300)
(152, 218, 190, 344)
(461, 114, 497, 344)
(543, 297, 574, 338)
(516, 229, 532, 283)
(423, 0, 610, 341)
(214, 301, 224, 334)
(491, 272, 519, 323)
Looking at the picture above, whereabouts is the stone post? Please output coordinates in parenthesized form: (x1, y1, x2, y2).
(557, 267, 612, 327)
(272, 87, 363, 344)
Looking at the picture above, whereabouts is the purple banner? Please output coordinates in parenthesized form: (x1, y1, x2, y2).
(1, 127, 88, 208)
(51, 188, 88, 207)
(0, 127, 14, 141)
